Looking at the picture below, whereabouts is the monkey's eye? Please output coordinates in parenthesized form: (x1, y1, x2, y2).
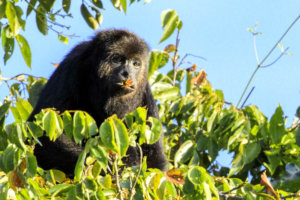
(133, 60, 141, 68)
(111, 54, 125, 64)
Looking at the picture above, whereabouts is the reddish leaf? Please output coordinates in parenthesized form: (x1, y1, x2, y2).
(165, 169, 185, 185)
(164, 44, 177, 53)
(122, 78, 134, 87)
(191, 69, 207, 85)
(8, 171, 25, 191)
(186, 64, 197, 72)
(260, 171, 280, 200)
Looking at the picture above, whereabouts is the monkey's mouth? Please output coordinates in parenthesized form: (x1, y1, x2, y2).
(116, 82, 136, 91)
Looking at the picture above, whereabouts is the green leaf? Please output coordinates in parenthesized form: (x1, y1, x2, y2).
(112, 118, 129, 157)
(5, 123, 27, 150)
(269, 105, 286, 144)
(148, 51, 169, 80)
(264, 151, 280, 175)
(58, 35, 68, 44)
(26, 0, 37, 17)
(38, 0, 55, 12)
(28, 78, 47, 107)
(63, 111, 73, 139)
(151, 82, 180, 101)
(1, 27, 15, 64)
(74, 151, 87, 182)
(242, 142, 261, 164)
(0, 144, 20, 173)
(120, 0, 126, 13)
(25, 151, 37, 177)
(35, 4, 48, 35)
(145, 117, 162, 144)
(43, 110, 63, 141)
(91, 0, 104, 9)
(84, 177, 97, 191)
(49, 184, 72, 196)
(85, 113, 98, 137)
(90, 145, 108, 171)
(15, 99, 33, 121)
(73, 111, 85, 143)
(0, 102, 10, 120)
(16, 34, 31, 68)
(159, 9, 181, 43)
(188, 166, 207, 185)
(0, 0, 6, 19)
(100, 117, 129, 157)
(208, 139, 218, 161)
(80, 4, 98, 30)
(207, 110, 218, 132)
(174, 140, 195, 167)
(62, 0, 71, 13)
(100, 120, 117, 153)
(5, 1, 21, 36)
(229, 142, 245, 176)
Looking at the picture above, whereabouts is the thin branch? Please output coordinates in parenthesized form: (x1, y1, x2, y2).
(237, 14, 300, 108)
(261, 47, 290, 68)
(240, 86, 255, 108)
(177, 53, 207, 68)
(172, 29, 181, 85)
(0, 73, 43, 82)
(219, 183, 246, 199)
(128, 144, 143, 200)
(113, 154, 124, 200)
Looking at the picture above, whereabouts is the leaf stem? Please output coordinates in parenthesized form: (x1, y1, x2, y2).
(114, 154, 124, 200)
(128, 144, 143, 200)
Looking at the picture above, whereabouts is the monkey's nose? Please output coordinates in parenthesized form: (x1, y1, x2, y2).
(121, 70, 129, 78)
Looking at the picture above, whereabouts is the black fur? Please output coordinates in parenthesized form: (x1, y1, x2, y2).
(28, 30, 167, 175)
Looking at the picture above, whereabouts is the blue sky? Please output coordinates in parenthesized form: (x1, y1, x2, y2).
(1, 0, 299, 126)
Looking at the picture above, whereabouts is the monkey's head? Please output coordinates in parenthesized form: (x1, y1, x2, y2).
(91, 30, 150, 96)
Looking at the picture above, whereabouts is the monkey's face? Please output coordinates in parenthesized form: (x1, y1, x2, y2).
(108, 53, 144, 95)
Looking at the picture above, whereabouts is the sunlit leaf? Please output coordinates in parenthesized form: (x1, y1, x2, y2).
(73, 111, 85, 143)
(269, 105, 286, 144)
(43, 110, 62, 141)
(1, 27, 15, 64)
(16, 34, 31, 68)
(174, 140, 195, 167)
(5, 1, 21, 36)
(145, 117, 162, 144)
(159, 9, 181, 43)
(80, 4, 98, 30)
(148, 51, 169, 79)
(58, 35, 68, 44)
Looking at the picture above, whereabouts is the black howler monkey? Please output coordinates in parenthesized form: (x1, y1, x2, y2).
(28, 30, 167, 175)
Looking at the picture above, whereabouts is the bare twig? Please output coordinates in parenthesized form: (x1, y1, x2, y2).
(177, 53, 207, 68)
(219, 183, 246, 200)
(0, 73, 43, 82)
(113, 154, 124, 200)
(261, 47, 290, 68)
(128, 144, 143, 200)
(172, 29, 181, 85)
(240, 86, 255, 108)
(237, 14, 300, 108)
